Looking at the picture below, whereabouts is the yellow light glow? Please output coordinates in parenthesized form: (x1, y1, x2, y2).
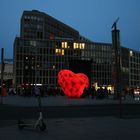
(62, 49, 64, 55)
(79, 44, 82, 49)
(82, 43, 85, 49)
(62, 42, 68, 48)
(62, 42, 65, 48)
(73, 43, 85, 49)
(65, 42, 68, 48)
(74, 43, 76, 49)
(56, 49, 61, 54)
(55, 49, 58, 53)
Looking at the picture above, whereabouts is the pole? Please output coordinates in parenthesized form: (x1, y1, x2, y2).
(1, 48, 4, 104)
(111, 18, 122, 118)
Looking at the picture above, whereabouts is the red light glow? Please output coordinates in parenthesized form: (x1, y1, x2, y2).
(58, 69, 89, 98)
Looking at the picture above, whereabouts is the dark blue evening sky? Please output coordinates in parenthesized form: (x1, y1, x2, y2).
(0, 0, 140, 58)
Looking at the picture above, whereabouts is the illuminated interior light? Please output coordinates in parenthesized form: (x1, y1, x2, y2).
(130, 50, 133, 56)
(76, 44, 78, 49)
(62, 49, 64, 55)
(61, 42, 65, 48)
(79, 44, 82, 49)
(65, 42, 67, 48)
(82, 43, 85, 49)
(61, 42, 68, 48)
(74, 43, 76, 49)
(55, 49, 58, 53)
(36, 84, 42, 86)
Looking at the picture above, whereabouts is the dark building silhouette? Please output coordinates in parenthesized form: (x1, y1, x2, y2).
(13, 10, 140, 92)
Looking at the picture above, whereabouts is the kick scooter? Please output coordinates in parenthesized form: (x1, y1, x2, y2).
(18, 95, 46, 131)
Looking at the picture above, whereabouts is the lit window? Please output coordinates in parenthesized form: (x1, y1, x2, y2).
(56, 49, 63, 55)
(61, 42, 68, 48)
(130, 50, 133, 57)
(79, 44, 82, 49)
(62, 49, 64, 55)
(62, 42, 65, 48)
(74, 43, 78, 49)
(82, 43, 85, 49)
(74, 43, 76, 49)
(65, 42, 68, 48)
(56, 49, 58, 53)
(73, 43, 85, 49)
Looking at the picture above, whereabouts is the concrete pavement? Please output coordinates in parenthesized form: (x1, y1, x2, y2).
(1, 95, 140, 107)
(0, 117, 140, 140)
(0, 96, 140, 140)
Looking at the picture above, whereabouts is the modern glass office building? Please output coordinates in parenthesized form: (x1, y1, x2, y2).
(14, 37, 113, 88)
(13, 10, 140, 91)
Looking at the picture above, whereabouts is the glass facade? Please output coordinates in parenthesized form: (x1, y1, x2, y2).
(13, 10, 140, 90)
(14, 38, 113, 88)
(129, 50, 140, 87)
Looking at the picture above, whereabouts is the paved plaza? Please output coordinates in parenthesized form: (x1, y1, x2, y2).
(0, 117, 140, 140)
(0, 96, 140, 140)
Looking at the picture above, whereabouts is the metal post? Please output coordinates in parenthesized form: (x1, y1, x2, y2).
(1, 48, 4, 104)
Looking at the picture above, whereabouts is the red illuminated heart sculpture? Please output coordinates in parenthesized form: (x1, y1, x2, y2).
(58, 69, 89, 98)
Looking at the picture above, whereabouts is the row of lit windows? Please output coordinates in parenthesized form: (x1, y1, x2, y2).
(73, 43, 85, 49)
(17, 40, 112, 59)
(61, 42, 85, 50)
(55, 49, 64, 55)
(61, 42, 69, 49)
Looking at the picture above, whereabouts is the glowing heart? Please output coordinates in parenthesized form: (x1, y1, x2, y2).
(58, 69, 89, 98)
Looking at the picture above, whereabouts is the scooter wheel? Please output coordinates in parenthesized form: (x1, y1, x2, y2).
(39, 122, 46, 131)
